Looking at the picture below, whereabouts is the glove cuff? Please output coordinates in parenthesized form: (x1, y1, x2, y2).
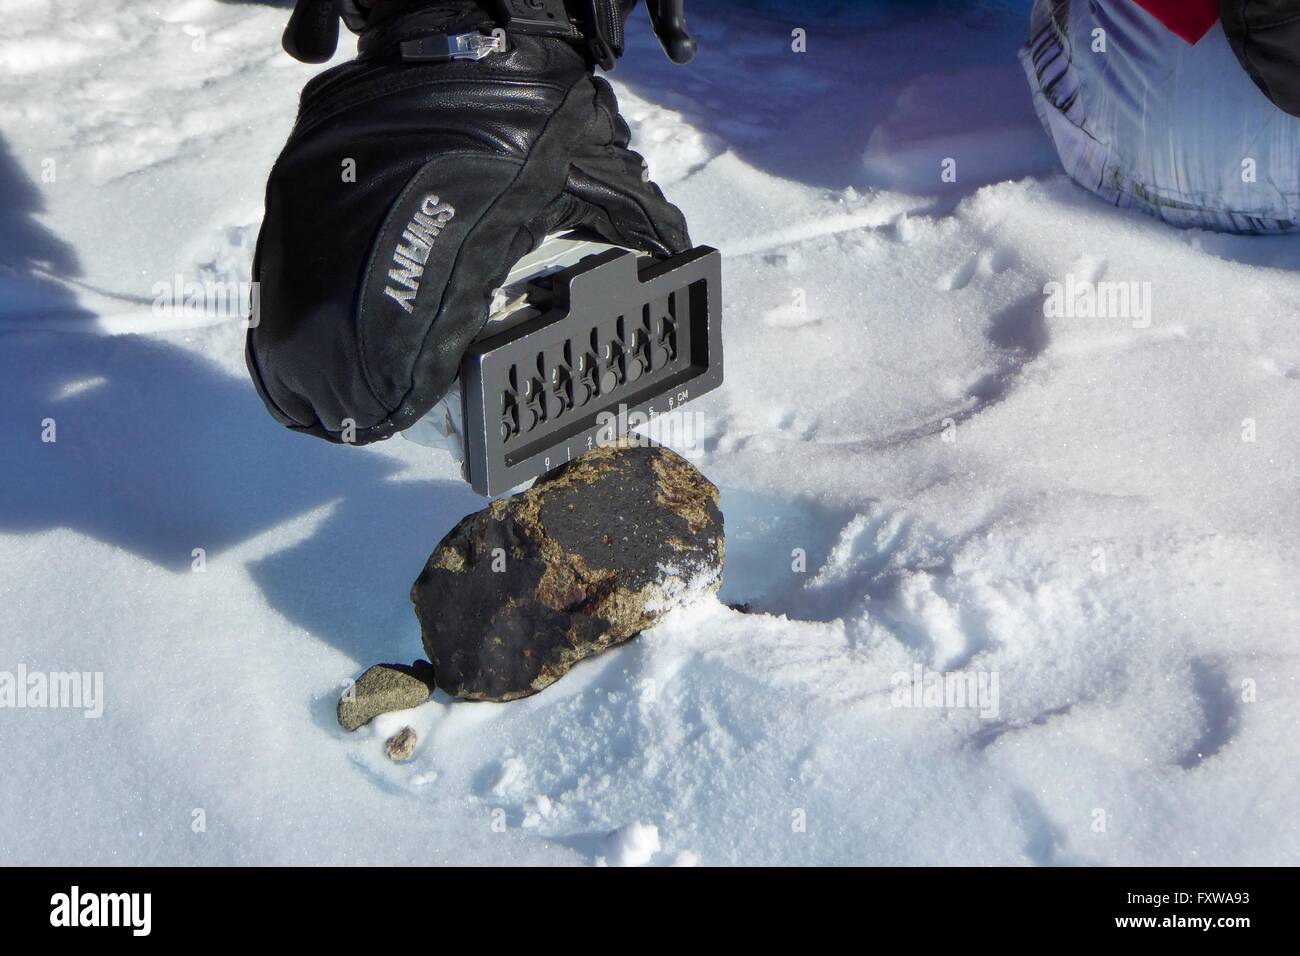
(356, 1, 629, 70)
(357, 2, 498, 59)
(283, 0, 698, 70)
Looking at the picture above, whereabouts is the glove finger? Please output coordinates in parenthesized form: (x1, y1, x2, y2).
(561, 76, 691, 255)
(563, 148, 691, 255)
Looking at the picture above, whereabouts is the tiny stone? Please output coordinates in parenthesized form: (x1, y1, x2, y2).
(385, 726, 418, 762)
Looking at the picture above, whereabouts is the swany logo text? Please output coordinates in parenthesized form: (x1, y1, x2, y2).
(383, 193, 455, 314)
(50, 887, 151, 937)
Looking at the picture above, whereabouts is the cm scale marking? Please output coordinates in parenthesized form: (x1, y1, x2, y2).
(460, 244, 723, 496)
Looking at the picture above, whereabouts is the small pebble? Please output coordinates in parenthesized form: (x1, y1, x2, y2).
(385, 726, 418, 762)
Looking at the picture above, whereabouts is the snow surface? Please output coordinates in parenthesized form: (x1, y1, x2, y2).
(1, 0, 1298, 865)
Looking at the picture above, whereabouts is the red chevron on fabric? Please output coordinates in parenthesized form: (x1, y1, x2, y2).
(1131, 0, 1220, 44)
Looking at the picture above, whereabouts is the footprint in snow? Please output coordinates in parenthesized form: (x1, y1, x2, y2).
(771, 407, 819, 440)
(1255, 354, 1300, 381)
(936, 245, 1017, 291)
(1069, 254, 1109, 284)
(760, 304, 819, 328)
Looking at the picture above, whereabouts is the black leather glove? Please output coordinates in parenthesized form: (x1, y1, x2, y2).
(247, 0, 692, 446)
(1222, 0, 1300, 118)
